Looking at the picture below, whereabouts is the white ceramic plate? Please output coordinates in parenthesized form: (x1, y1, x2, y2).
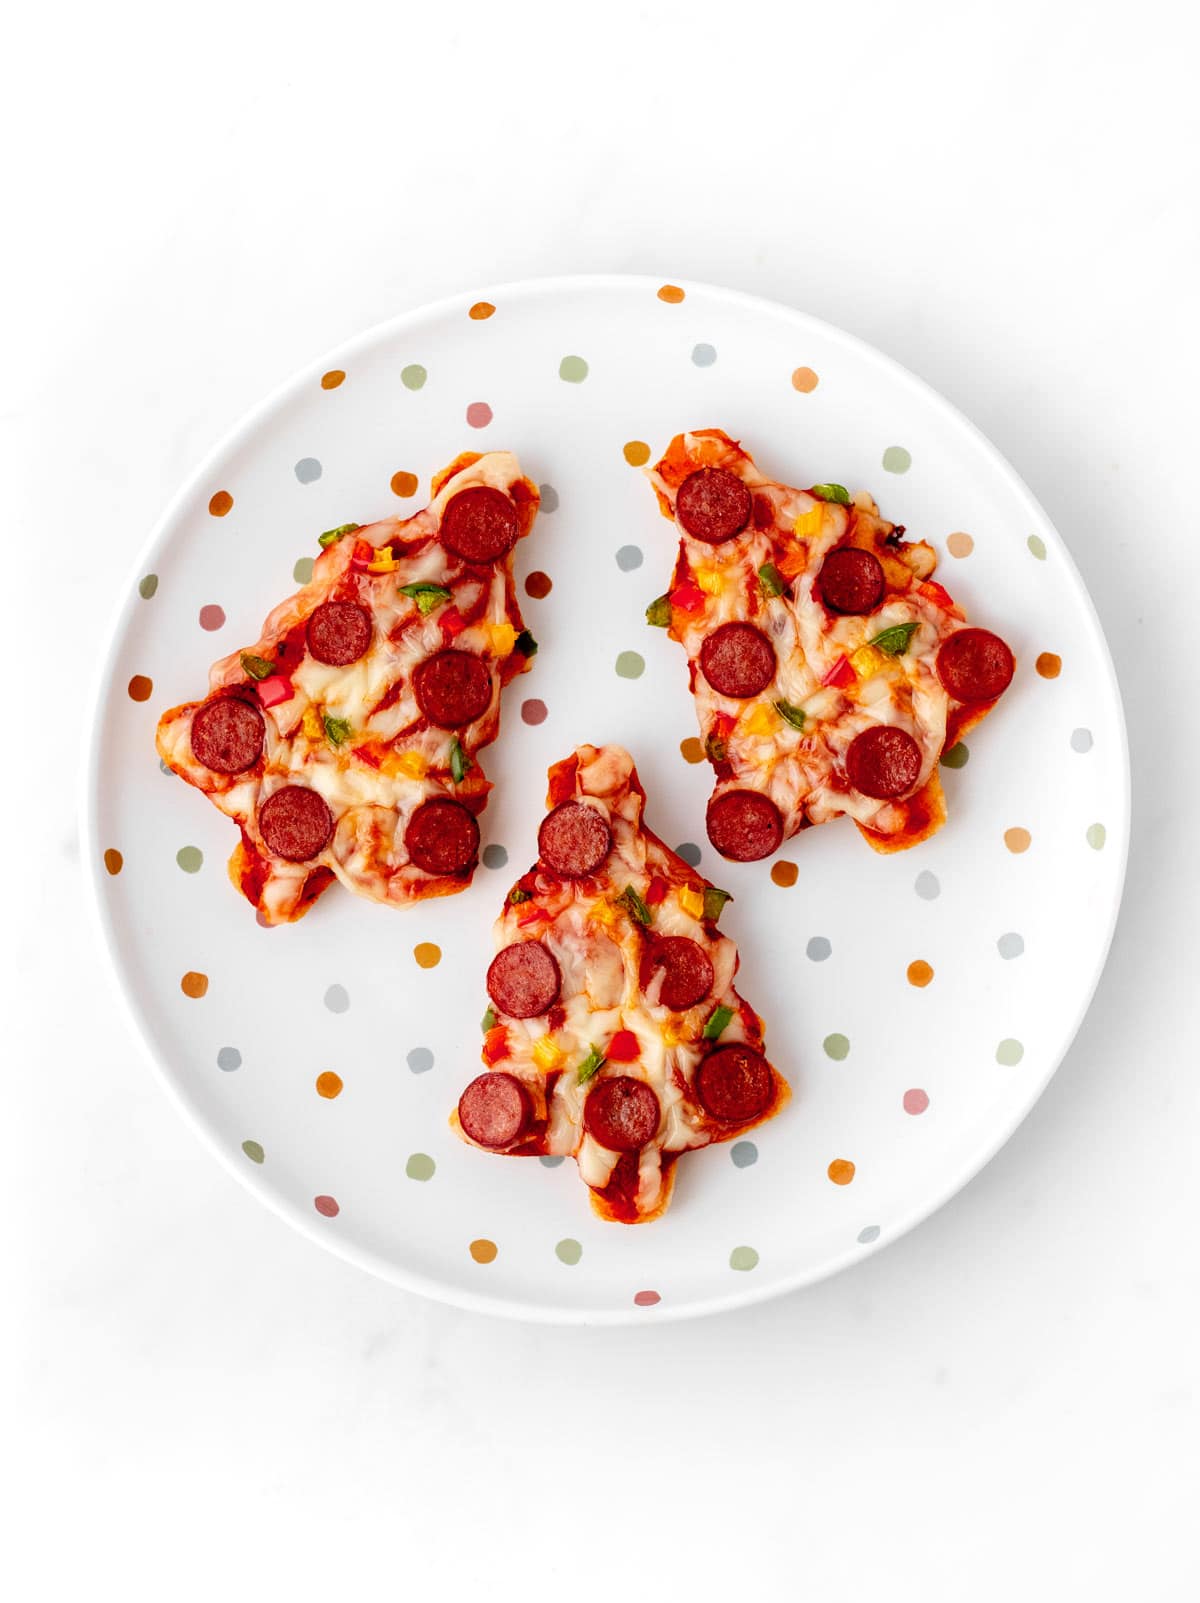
(84, 276, 1128, 1323)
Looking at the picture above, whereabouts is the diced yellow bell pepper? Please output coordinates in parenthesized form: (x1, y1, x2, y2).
(301, 706, 324, 741)
(792, 506, 823, 539)
(741, 702, 780, 737)
(850, 645, 889, 680)
(366, 544, 401, 573)
(677, 884, 704, 920)
(532, 1036, 565, 1071)
(661, 1019, 691, 1047)
(694, 566, 723, 596)
(380, 749, 428, 780)
(487, 621, 517, 656)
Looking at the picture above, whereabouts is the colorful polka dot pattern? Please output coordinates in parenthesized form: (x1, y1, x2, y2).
(103, 848, 123, 876)
(176, 846, 203, 873)
(293, 557, 314, 584)
(180, 971, 208, 999)
(946, 531, 974, 558)
(469, 302, 495, 321)
(521, 698, 547, 726)
(321, 370, 345, 390)
(139, 574, 159, 599)
(525, 571, 553, 599)
(294, 457, 322, 484)
(314, 1195, 340, 1217)
(406, 1153, 435, 1181)
(791, 367, 819, 393)
(623, 441, 651, 467)
(770, 861, 798, 887)
(907, 960, 934, 988)
(1036, 652, 1062, 679)
(941, 742, 969, 769)
(882, 446, 911, 474)
(469, 1238, 497, 1264)
(208, 490, 233, 517)
(615, 650, 645, 679)
(657, 285, 685, 303)
(558, 355, 588, 383)
(414, 943, 441, 969)
(316, 1071, 343, 1099)
(828, 1159, 856, 1185)
(391, 470, 418, 497)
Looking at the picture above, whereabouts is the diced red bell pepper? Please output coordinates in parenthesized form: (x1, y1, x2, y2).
(256, 675, 294, 708)
(919, 579, 956, 611)
(645, 876, 668, 906)
(352, 744, 381, 769)
(547, 754, 579, 805)
(821, 654, 855, 689)
(439, 607, 468, 640)
(670, 579, 705, 613)
(516, 905, 543, 927)
(482, 1026, 509, 1066)
(349, 539, 376, 570)
(607, 1029, 640, 1062)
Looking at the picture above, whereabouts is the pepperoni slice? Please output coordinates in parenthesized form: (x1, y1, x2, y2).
(819, 547, 885, 615)
(190, 696, 265, 774)
(413, 649, 493, 729)
(439, 486, 519, 563)
(405, 797, 480, 875)
(696, 1045, 773, 1123)
(537, 801, 612, 878)
(258, 785, 334, 862)
(705, 790, 784, 862)
(675, 468, 753, 545)
(639, 937, 714, 1011)
(487, 942, 561, 1019)
(936, 628, 1015, 703)
(306, 600, 372, 666)
(845, 724, 923, 799)
(583, 1076, 660, 1152)
(458, 1072, 531, 1149)
(699, 622, 776, 699)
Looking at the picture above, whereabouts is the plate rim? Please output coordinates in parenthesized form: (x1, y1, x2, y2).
(80, 272, 1132, 1324)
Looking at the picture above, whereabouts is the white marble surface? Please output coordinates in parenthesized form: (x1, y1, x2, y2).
(5, 2, 1197, 1596)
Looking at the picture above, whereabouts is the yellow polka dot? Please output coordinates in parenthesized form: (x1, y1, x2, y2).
(103, 848, 123, 876)
(791, 366, 819, 393)
(1036, 652, 1061, 679)
(827, 1158, 856, 1186)
(316, 1071, 343, 1099)
(208, 490, 233, 517)
(947, 531, 974, 558)
(907, 959, 934, 988)
(180, 971, 208, 999)
(469, 1238, 498, 1263)
(770, 861, 798, 887)
(468, 301, 496, 320)
(414, 942, 442, 969)
(623, 440, 651, 467)
(657, 284, 685, 304)
(391, 470, 419, 498)
(680, 737, 705, 765)
(320, 369, 345, 390)
(128, 675, 153, 702)
(1004, 827, 1032, 854)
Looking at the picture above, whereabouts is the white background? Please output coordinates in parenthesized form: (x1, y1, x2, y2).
(4, 1, 1198, 1597)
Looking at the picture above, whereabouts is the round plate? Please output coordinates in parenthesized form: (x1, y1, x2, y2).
(84, 276, 1129, 1323)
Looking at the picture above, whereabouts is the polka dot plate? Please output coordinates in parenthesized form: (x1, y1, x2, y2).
(85, 276, 1129, 1323)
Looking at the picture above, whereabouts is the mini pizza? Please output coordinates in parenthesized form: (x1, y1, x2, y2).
(452, 744, 789, 1223)
(645, 429, 1015, 859)
(157, 451, 539, 923)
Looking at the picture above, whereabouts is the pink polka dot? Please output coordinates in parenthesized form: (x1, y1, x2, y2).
(903, 1089, 929, 1115)
(313, 1194, 340, 1217)
(521, 698, 547, 725)
(633, 1290, 661, 1307)
(199, 604, 226, 631)
(466, 401, 493, 429)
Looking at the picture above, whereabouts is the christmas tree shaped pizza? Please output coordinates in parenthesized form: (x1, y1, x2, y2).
(157, 451, 539, 923)
(645, 429, 1015, 860)
(452, 744, 789, 1223)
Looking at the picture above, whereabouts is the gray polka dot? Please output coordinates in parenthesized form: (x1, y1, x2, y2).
(997, 932, 1025, 960)
(691, 343, 717, 367)
(482, 844, 508, 869)
(1071, 728, 1093, 753)
(538, 483, 559, 513)
(217, 1047, 241, 1072)
(294, 457, 322, 484)
(159, 759, 175, 777)
(675, 841, 702, 867)
(857, 1225, 881, 1244)
(323, 983, 350, 1014)
(616, 544, 644, 572)
(731, 1141, 758, 1168)
(539, 1154, 565, 1168)
(915, 870, 941, 900)
(806, 936, 832, 962)
(406, 1047, 434, 1075)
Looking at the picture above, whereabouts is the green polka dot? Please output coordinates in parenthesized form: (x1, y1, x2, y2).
(176, 846, 203, 873)
(996, 1038, 1024, 1066)
(941, 742, 969, 769)
(558, 354, 589, 383)
(729, 1245, 759, 1271)
(1086, 822, 1106, 850)
(405, 1153, 435, 1182)
(293, 556, 314, 584)
(615, 650, 645, 679)
(823, 1033, 850, 1061)
(882, 445, 911, 474)
(138, 574, 158, 599)
(401, 364, 427, 390)
(555, 1238, 582, 1265)
(241, 1140, 264, 1164)
(1027, 534, 1047, 560)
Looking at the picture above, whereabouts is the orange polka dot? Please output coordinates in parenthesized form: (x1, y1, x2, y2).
(316, 1071, 343, 1099)
(103, 848, 123, 876)
(525, 571, 553, 599)
(828, 1158, 856, 1186)
(208, 490, 233, 517)
(414, 942, 441, 970)
(907, 959, 934, 988)
(468, 301, 496, 320)
(128, 675, 153, 702)
(770, 861, 798, 887)
(680, 737, 705, 765)
(1036, 652, 1061, 679)
(657, 284, 685, 304)
(1004, 827, 1032, 854)
(791, 366, 819, 393)
(180, 971, 208, 999)
(469, 1238, 498, 1263)
(947, 531, 974, 558)
(391, 470, 419, 498)
(320, 370, 345, 390)
(623, 440, 651, 467)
